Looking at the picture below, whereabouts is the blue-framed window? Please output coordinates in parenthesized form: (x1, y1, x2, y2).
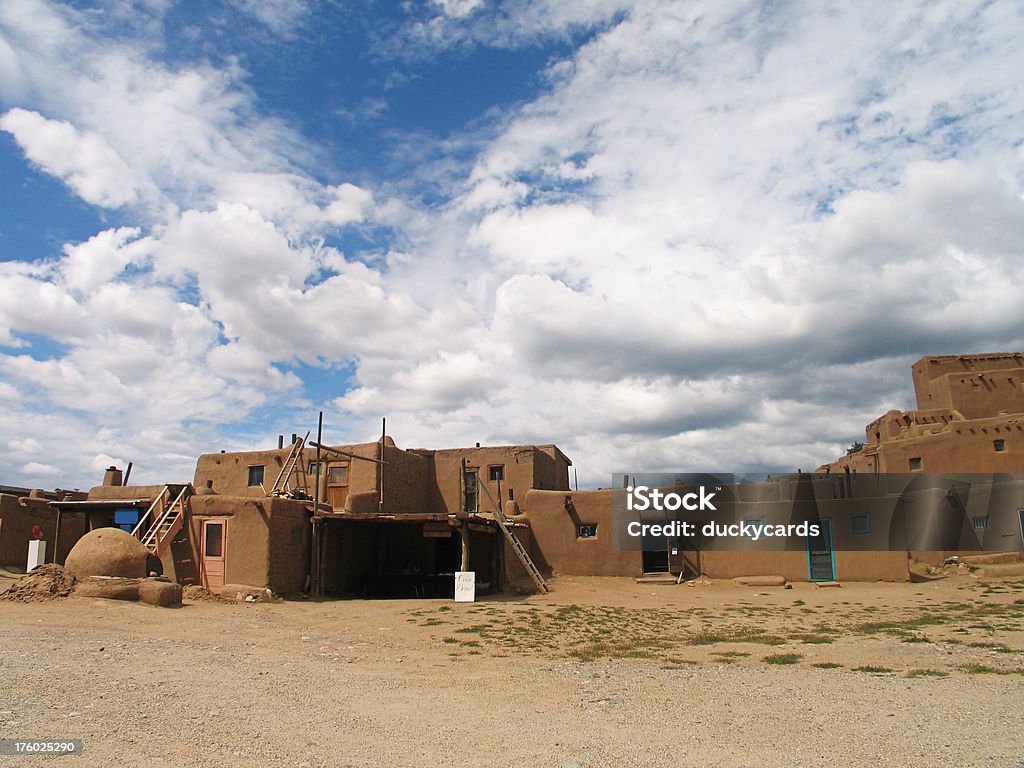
(851, 513, 872, 535)
(742, 517, 765, 538)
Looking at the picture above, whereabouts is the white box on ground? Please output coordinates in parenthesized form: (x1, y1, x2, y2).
(454, 571, 475, 602)
(27, 540, 46, 571)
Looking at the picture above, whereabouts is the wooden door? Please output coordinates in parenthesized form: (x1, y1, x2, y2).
(806, 519, 835, 581)
(327, 462, 350, 510)
(202, 520, 226, 590)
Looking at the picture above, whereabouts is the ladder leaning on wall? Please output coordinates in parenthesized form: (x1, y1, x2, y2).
(464, 460, 548, 593)
(269, 431, 310, 496)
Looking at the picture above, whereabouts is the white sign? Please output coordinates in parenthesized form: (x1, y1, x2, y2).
(27, 540, 46, 571)
(454, 571, 475, 602)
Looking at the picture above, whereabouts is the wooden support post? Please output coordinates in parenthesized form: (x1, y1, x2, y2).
(53, 509, 61, 565)
(459, 523, 470, 572)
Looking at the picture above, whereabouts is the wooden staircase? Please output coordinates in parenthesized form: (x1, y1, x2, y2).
(131, 484, 191, 558)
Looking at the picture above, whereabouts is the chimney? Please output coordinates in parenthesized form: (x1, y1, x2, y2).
(102, 465, 123, 487)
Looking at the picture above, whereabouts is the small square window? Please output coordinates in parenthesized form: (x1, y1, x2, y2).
(909, 457, 923, 471)
(972, 516, 988, 530)
(577, 524, 598, 539)
(851, 513, 871, 535)
(994, 439, 1006, 452)
(488, 465, 504, 482)
(742, 517, 765, 538)
(328, 465, 349, 485)
(247, 465, 264, 487)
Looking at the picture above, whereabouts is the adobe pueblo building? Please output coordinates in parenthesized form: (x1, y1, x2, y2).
(2, 352, 1022, 595)
(820, 353, 1024, 474)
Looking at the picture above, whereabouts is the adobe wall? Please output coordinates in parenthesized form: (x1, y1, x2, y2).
(532, 446, 572, 492)
(0, 494, 87, 567)
(86, 485, 167, 501)
(378, 442, 435, 515)
(520, 489, 641, 577)
(875, 419, 1024, 473)
(699, 551, 810, 581)
(195, 449, 298, 497)
(927, 371, 1024, 419)
(913, 354, 1024, 411)
(188, 494, 272, 590)
(266, 499, 311, 594)
(698, 551, 908, 581)
(432, 446, 566, 516)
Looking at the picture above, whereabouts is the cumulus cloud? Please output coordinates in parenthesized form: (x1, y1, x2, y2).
(2, 0, 1024, 489)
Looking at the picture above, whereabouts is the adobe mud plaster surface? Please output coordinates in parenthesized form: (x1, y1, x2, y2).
(0, 575, 1021, 768)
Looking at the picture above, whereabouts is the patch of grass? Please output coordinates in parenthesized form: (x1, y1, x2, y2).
(711, 651, 752, 658)
(763, 653, 803, 665)
(906, 669, 949, 678)
(442, 637, 458, 645)
(900, 635, 932, 644)
(796, 634, 834, 645)
(968, 642, 1014, 653)
(687, 629, 786, 646)
(454, 624, 489, 634)
(812, 662, 842, 669)
(853, 665, 894, 674)
(958, 663, 1014, 675)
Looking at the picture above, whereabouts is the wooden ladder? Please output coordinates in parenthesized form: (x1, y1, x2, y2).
(472, 469, 548, 593)
(270, 432, 309, 495)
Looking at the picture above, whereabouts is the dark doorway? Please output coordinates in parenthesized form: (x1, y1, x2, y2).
(806, 519, 835, 581)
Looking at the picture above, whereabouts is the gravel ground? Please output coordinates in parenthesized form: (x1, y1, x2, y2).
(0, 575, 1022, 768)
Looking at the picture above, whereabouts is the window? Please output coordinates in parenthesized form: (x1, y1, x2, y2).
(908, 457, 923, 471)
(328, 465, 348, 485)
(994, 439, 1006, 452)
(851, 513, 872, 535)
(972, 516, 988, 530)
(488, 465, 504, 482)
(742, 517, 765, 538)
(463, 469, 478, 513)
(577, 524, 598, 539)
(204, 522, 223, 557)
(508, 488, 514, 501)
(247, 465, 264, 487)
(308, 460, 321, 475)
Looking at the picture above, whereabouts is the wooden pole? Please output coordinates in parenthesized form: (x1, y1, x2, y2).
(314, 412, 323, 512)
(378, 417, 385, 513)
(52, 509, 61, 565)
(310, 411, 323, 596)
(459, 523, 470, 572)
(309, 442, 386, 464)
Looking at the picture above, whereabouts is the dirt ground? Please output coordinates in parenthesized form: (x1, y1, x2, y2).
(1, 571, 1022, 768)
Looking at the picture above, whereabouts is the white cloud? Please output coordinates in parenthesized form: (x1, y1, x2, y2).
(0, 108, 141, 207)
(21, 461, 58, 475)
(228, 0, 309, 37)
(2, 0, 1024, 490)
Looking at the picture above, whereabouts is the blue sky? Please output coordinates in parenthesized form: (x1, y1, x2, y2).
(2, 0, 1024, 488)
